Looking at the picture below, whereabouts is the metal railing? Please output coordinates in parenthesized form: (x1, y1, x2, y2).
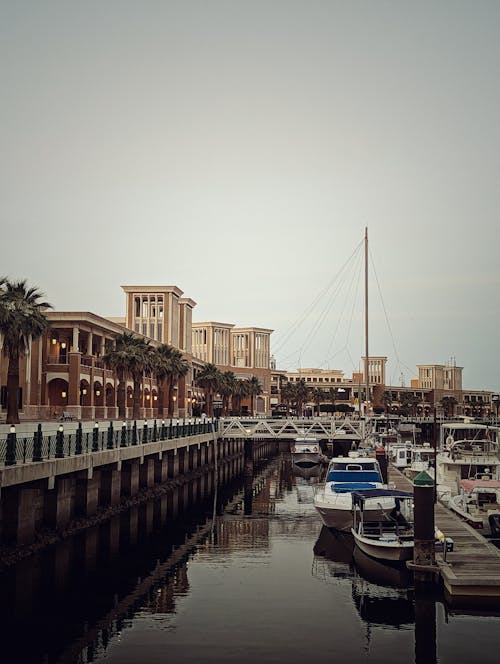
(0, 418, 218, 467)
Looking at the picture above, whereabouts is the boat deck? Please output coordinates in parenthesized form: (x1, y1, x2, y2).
(388, 465, 500, 603)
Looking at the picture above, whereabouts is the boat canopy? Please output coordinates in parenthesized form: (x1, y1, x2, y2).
(327, 470, 382, 484)
(460, 479, 500, 492)
(351, 489, 413, 507)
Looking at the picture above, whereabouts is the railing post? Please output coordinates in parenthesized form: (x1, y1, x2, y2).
(168, 419, 173, 439)
(75, 422, 83, 455)
(132, 420, 138, 445)
(33, 423, 43, 462)
(161, 419, 166, 440)
(107, 421, 114, 449)
(121, 421, 127, 447)
(5, 425, 17, 466)
(92, 422, 99, 452)
(143, 420, 149, 444)
(153, 419, 158, 442)
(55, 424, 64, 458)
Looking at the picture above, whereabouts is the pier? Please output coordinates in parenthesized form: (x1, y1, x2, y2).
(389, 465, 500, 604)
(0, 419, 277, 550)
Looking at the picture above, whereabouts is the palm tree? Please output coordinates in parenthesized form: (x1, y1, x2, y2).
(104, 332, 153, 419)
(294, 379, 309, 417)
(0, 278, 51, 424)
(247, 376, 263, 416)
(312, 387, 325, 416)
(195, 363, 221, 416)
(328, 387, 339, 415)
(281, 382, 295, 416)
(154, 344, 190, 418)
(219, 371, 237, 416)
(232, 379, 250, 416)
(440, 395, 458, 418)
(381, 390, 393, 416)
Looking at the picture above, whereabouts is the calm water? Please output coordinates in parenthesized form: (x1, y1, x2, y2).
(1, 454, 499, 664)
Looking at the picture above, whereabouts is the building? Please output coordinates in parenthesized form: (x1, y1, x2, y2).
(191, 322, 273, 414)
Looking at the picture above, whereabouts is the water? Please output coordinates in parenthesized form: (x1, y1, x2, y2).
(1, 455, 499, 664)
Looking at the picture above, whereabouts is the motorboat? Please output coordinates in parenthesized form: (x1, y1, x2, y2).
(403, 443, 435, 480)
(449, 474, 500, 533)
(290, 437, 321, 468)
(351, 489, 414, 563)
(313, 451, 393, 531)
(436, 423, 500, 498)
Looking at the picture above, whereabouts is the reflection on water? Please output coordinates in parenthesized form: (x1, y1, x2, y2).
(1, 453, 500, 664)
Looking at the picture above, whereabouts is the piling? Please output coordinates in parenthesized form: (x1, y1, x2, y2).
(375, 446, 388, 484)
(408, 470, 439, 583)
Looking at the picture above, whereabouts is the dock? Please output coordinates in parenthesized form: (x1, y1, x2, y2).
(388, 465, 500, 603)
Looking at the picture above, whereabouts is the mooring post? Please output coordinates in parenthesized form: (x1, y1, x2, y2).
(408, 470, 439, 583)
(375, 445, 388, 484)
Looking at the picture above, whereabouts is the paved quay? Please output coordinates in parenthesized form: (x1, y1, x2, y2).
(389, 465, 500, 603)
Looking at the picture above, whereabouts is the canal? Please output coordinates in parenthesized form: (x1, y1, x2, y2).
(1, 452, 499, 663)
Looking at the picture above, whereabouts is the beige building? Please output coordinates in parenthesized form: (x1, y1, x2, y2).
(192, 322, 273, 414)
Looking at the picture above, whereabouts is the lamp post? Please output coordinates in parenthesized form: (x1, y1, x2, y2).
(6, 425, 17, 466)
(92, 421, 99, 452)
(56, 424, 64, 458)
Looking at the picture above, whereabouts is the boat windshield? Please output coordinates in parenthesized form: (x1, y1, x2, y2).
(326, 470, 382, 483)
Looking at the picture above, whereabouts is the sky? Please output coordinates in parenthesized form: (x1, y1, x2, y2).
(1, 1, 499, 390)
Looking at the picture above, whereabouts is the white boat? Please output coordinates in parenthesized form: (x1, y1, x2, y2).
(351, 489, 414, 563)
(449, 475, 500, 533)
(403, 443, 435, 480)
(436, 423, 500, 498)
(313, 452, 393, 531)
(290, 437, 321, 468)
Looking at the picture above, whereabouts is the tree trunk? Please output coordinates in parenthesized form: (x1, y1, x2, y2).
(157, 379, 165, 417)
(133, 376, 141, 420)
(167, 378, 175, 418)
(6, 351, 20, 424)
(117, 368, 126, 419)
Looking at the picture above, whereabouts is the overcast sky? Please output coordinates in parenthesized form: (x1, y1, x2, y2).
(1, 1, 499, 390)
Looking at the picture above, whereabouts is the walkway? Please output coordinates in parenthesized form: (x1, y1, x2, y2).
(389, 465, 500, 602)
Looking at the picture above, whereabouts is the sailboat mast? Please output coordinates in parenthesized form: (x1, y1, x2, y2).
(364, 227, 369, 416)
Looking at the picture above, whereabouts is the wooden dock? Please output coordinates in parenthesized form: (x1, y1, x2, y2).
(388, 465, 500, 603)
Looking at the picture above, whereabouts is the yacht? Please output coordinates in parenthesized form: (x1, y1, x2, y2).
(290, 437, 321, 468)
(436, 423, 500, 498)
(449, 473, 500, 534)
(313, 451, 393, 531)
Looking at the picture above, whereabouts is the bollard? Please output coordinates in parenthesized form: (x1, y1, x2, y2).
(55, 424, 64, 458)
(121, 421, 127, 447)
(107, 421, 114, 449)
(75, 422, 83, 455)
(409, 470, 439, 583)
(92, 422, 99, 452)
(375, 445, 388, 484)
(5, 425, 17, 466)
(33, 423, 43, 462)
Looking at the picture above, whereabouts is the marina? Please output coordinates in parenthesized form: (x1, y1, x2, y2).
(1, 450, 500, 664)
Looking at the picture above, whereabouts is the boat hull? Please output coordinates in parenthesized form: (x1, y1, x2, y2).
(313, 498, 392, 532)
(352, 530, 414, 562)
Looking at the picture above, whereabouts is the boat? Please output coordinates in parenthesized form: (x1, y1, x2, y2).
(449, 474, 500, 533)
(350, 489, 415, 562)
(290, 437, 321, 468)
(313, 452, 393, 531)
(403, 443, 435, 480)
(436, 422, 500, 498)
